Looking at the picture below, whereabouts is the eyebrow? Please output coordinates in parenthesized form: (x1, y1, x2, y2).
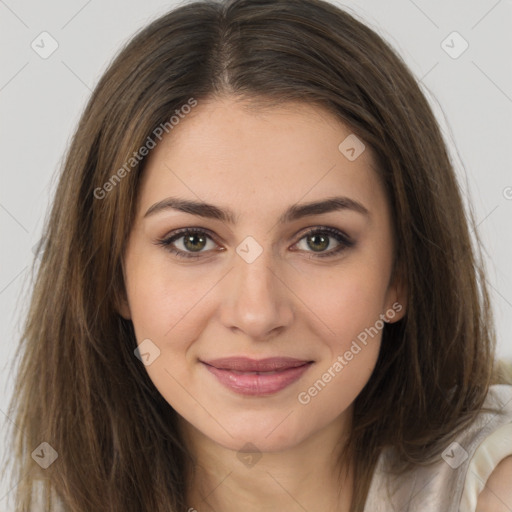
(143, 195, 370, 224)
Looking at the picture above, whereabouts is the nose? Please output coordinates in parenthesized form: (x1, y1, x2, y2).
(218, 241, 295, 341)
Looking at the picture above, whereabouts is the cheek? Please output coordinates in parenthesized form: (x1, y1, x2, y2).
(295, 340, 380, 441)
(123, 258, 210, 417)
(124, 248, 214, 343)
(288, 259, 388, 413)
(294, 271, 386, 420)
(123, 252, 226, 404)
(292, 257, 390, 350)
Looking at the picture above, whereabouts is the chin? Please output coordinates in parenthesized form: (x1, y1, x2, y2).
(199, 409, 316, 454)
(216, 429, 305, 455)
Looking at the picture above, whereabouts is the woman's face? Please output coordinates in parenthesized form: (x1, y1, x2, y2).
(121, 96, 406, 454)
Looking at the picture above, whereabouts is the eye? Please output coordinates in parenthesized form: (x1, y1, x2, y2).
(156, 226, 354, 260)
(155, 228, 220, 259)
(292, 227, 354, 258)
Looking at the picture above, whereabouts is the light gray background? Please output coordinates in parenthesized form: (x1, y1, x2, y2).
(1, 0, 511, 506)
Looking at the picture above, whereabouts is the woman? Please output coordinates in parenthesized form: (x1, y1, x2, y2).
(4, 0, 512, 510)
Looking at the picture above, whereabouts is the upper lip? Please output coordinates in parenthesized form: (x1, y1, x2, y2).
(201, 357, 313, 372)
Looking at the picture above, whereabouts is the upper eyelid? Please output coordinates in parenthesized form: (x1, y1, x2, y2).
(164, 227, 220, 244)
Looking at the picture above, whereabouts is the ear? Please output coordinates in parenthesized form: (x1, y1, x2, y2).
(384, 263, 407, 323)
(115, 293, 132, 320)
(114, 260, 132, 320)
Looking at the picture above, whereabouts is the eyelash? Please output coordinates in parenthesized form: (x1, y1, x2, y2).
(155, 226, 354, 260)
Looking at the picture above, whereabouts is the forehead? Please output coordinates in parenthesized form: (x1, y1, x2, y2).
(137, 96, 385, 218)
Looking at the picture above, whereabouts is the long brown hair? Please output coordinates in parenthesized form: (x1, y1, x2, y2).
(3, 0, 503, 510)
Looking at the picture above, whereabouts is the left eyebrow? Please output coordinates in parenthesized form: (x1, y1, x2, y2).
(143, 195, 370, 224)
(280, 196, 370, 223)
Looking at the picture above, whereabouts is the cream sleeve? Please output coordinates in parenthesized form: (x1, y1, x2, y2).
(459, 421, 512, 512)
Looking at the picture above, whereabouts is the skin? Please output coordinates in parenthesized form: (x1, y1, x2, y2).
(475, 455, 512, 511)
(119, 96, 407, 511)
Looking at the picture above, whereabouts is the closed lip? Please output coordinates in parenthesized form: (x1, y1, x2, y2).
(201, 357, 313, 372)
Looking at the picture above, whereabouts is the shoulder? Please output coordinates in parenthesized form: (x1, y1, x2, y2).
(365, 385, 512, 512)
(459, 384, 512, 512)
(476, 455, 512, 512)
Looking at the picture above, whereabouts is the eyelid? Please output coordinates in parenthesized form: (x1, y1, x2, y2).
(294, 225, 353, 245)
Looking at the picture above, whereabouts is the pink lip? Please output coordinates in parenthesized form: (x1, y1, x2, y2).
(201, 357, 314, 396)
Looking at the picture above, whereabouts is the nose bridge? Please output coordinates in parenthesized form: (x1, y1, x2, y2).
(236, 237, 276, 295)
(220, 235, 293, 338)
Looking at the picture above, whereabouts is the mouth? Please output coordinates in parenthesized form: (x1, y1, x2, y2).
(200, 357, 314, 396)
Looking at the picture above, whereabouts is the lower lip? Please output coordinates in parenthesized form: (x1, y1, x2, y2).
(202, 362, 313, 396)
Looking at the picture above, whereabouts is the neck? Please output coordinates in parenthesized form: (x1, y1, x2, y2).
(180, 412, 354, 512)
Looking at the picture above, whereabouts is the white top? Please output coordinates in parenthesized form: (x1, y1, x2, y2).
(364, 384, 512, 511)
